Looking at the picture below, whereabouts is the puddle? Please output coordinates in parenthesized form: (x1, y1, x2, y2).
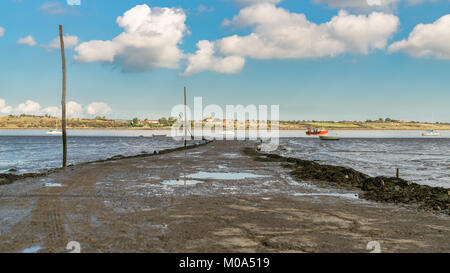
(187, 172, 268, 180)
(152, 223, 168, 230)
(222, 153, 239, 158)
(293, 193, 359, 199)
(90, 216, 102, 228)
(280, 174, 318, 189)
(44, 183, 64, 187)
(162, 179, 204, 186)
(22, 246, 42, 253)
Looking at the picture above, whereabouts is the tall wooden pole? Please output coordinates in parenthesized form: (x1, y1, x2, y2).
(184, 86, 187, 148)
(59, 25, 67, 168)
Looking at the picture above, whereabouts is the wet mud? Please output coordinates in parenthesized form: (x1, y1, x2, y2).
(245, 148, 449, 215)
(0, 141, 448, 253)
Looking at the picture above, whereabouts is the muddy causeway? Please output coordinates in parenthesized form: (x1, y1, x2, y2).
(0, 141, 448, 252)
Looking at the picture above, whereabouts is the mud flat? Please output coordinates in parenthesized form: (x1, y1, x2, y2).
(246, 149, 450, 215)
(0, 141, 449, 253)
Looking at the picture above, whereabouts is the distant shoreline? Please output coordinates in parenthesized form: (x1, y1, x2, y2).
(1, 128, 450, 131)
(1, 115, 450, 131)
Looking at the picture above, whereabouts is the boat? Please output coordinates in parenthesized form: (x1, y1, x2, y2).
(46, 119, 62, 135)
(319, 135, 340, 141)
(422, 114, 440, 136)
(46, 129, 62, 136)
(306, 128, 328, 136)
(152, 134, 167, 137)
(223, 131, 235, 136)
(422, 130, 440, 136)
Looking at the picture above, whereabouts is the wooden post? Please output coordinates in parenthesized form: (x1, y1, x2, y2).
(184, 86, 187, 148)
(59, 25, 67, 168)
(396, 168, 399, 179)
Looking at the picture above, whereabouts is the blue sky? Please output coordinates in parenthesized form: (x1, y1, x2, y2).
(0, 0, 449, 122)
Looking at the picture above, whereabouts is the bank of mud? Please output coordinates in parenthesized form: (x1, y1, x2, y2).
(245, 148, 449, 215)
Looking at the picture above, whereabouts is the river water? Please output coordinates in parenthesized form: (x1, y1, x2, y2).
(277, 131, 450, 188)
(0, 129, 449, 188)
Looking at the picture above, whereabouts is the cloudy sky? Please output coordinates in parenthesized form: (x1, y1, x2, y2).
(0, 0, 449, 121)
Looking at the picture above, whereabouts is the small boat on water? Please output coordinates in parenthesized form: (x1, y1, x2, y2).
(46, 120, 62, 136)
(319, 135, 340, 141)
(152, 134, 167, 137)
(422, 130, 440, 137)
(306, 129, 328, 136)
(46, 129, 62, 136)
(223, 131, 235, 136)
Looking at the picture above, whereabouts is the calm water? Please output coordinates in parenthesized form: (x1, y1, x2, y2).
(1, 129, 449, 188)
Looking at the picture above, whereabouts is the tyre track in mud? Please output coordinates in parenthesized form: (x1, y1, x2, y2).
(42, 201, 66, 251)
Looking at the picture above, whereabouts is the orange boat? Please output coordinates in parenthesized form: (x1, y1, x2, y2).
(306, 129, 328, 136)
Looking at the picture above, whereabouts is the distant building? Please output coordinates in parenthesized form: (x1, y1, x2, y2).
(141, 120, 159, 125)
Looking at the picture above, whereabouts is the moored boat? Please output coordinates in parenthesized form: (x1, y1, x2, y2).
(46, 129, 62, 136)
(306, 129, 328, 135)
(223, 130, 235, 136)
(46, 119, 62, 136)
(422, 130, 440, 136)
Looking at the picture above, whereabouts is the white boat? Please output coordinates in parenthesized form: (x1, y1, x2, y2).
(422, 114, 440, 136)
(222, 130, 235, 136)
(46, 129, 62, 136)
(422, 130, 440, 136)
(46, 119, 62, 135)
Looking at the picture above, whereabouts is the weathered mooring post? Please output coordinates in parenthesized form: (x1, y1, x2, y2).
(184, 86, 187, 148)
(59, 25, 67, 168)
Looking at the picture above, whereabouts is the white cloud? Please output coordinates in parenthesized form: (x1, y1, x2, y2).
(40, 2, 68, 15)
(218, 5, 399, 59)
(0, 27, 5, 37)
(17, 35, 37, 47)
(42, 101, 85, 117)
(67, 0, 81, 6)
(86, 102, 112, 116)
(312, 0, 437, 10)
(235, 0, 283, 6)
(0, 98, 12, 114)
(183, 40, 245, 75)
(45, 35, 79, 50)
(0, 99, 112, 118)
(73, 40, 119, 63)
(75, 4, 187, 72)
(388, 14, 450, 60)
(67, 101, 84, 117)
(47, 102, 113, 118)
(196, 5, 214, 14)
(42, 106, 60, 117)
(15, 100, 41, 115)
